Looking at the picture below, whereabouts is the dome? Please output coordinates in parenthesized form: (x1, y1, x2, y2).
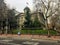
(24, 6, 30, 11)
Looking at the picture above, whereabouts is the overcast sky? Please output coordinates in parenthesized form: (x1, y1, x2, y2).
(5, 0, 33, 12)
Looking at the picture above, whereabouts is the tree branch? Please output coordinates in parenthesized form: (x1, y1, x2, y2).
(41, 0, 47, 9)
(47, 9, 58, 18)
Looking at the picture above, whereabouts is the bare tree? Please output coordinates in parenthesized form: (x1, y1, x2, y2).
(0, 0, 8, 34)
(33, 0, 60, 36)
(51, 8, 60, 34)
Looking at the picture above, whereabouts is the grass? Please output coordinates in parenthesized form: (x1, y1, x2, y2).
(12, 29, 57, 35)
(49, 30, 57, 35)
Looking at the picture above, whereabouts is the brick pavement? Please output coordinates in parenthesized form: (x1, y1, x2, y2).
(0, 34, 60, 41)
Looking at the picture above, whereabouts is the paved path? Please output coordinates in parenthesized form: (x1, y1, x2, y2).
(0, 34, 60, 45)
(0, 34, 60, 40)
(0, 38, 60, 45)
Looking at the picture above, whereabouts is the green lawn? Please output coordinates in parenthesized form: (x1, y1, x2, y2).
(12, 29, 57, 35)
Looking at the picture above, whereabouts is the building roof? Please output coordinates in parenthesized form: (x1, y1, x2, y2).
(24, 6, 30, 10)
(15, 12, 24, 19)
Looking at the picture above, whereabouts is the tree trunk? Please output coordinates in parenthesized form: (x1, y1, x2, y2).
(1, 27, 4, 34)
(45, 19, 50, 37)
(45, 20, 48, 29)
(5, 26, 8, 35)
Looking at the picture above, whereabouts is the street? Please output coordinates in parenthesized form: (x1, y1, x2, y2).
(0, 38, 60, 45)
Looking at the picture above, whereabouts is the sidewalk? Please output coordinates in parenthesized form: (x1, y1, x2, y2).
(0, 34, 60, 41)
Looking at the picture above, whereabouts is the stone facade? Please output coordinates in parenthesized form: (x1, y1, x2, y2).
(16, 11, 45, 29)
(16, 13, 25, 27)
